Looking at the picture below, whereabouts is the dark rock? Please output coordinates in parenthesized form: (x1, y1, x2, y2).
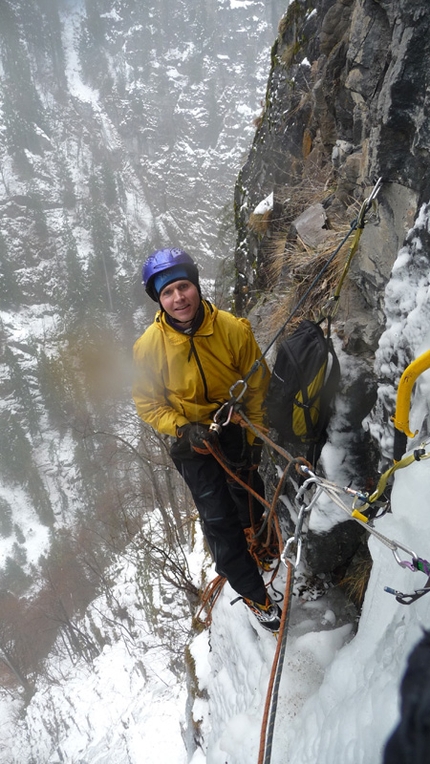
(305, 520, 365, 575)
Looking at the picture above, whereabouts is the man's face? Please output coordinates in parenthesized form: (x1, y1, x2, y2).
(159, 279, 201, 325)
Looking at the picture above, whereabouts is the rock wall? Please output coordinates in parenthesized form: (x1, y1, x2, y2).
(235, 0, 430, 573)
(236, 0, 429, 343)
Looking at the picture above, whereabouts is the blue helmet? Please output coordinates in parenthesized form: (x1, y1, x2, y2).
(142, 248, 200, 301)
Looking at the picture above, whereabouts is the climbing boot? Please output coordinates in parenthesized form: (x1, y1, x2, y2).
(243, 595, 282, 633)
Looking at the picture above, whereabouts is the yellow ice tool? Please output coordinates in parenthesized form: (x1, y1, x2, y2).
(392, 349, 430, 461)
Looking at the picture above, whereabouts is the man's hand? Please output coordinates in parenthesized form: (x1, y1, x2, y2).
(176, 423, 193, 441)
(188, 424, 217, 452)
(173, 423, 218, 455)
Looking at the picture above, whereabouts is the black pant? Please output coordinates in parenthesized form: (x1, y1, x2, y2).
(170, 423, 267, 604)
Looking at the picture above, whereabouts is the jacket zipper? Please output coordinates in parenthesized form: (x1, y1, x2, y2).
(188, 336, 223, 406)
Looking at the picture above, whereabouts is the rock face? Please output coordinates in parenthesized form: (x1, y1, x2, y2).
(235, 0, 430, 573)
(236, 0, 429, 330)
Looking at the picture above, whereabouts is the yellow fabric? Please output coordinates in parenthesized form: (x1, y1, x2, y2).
(292, 361, 327, 439)
(132, 300, 270, 444)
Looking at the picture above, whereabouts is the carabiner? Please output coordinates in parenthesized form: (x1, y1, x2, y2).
(320, 294, 340, 320)
(384, 585, 430, 606)
(296, 464, 316, 482)
(391, 541, 419, 570)
(282, 497, 314, 569)
(229, 379, 247, 403)
(344, 486, 369, 506)
(357, 177, 383, 227)
(213, 401, 234, 427)
(363, 177, 383, 215)
(367, 176, 383, 205)
(282, 535, 302, 568)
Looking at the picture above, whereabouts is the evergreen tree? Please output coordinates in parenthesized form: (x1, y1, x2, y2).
(3, 346, 40, 437)
(63, 230, 89, 319)
(2, 556, 31, 597)
(0, 411, 54, 526)
(88, 172, 116, 312)
(0, 233, 20, 309)
(0, 2, 47, 153)
(0, 411, 33, 484)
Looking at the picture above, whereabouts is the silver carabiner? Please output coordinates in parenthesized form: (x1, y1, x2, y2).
(391, 541, 419, 570)
(367, 176, 383, 204)
(359, 177, 383, 224)
(213, 401, 234, 428)
(281, 498, 314, 569)
(229, 379, 247, 403)
(295, 473, 318, 504)
(282, 535, 302, 568)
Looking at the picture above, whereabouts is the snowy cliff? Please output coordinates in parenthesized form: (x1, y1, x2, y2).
(0, 0, 279, 582)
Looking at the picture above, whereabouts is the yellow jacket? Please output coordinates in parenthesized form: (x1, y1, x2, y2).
(132, 300, 270, 442)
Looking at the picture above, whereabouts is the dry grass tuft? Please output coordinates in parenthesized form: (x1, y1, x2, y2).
(263, 220, 354, 333)
(257, 177, 360, 337)
(339, 551, 373, 610)
(275, 178, 335, 218)
(248, 208, 272, 235)
(281, 41, 301, 68)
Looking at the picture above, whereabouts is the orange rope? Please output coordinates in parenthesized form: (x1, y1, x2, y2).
(192, 427, 289, 620)
(204, 436, 303, 555)
(258, 559, 295, 764)
(195, 575, 227, 627)
(231, 410, 311, 475)
(197, 417, 304, 763)
(206, 440, 273, 510)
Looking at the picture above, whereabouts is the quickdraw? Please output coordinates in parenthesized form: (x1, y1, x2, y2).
(293, 462, 430, 606)
(384, 556, 430, 605)
(349, 446, 430, 510)
(384, 583, 430, 606)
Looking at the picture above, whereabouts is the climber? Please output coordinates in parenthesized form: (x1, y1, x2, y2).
(132, 247, 281, 633)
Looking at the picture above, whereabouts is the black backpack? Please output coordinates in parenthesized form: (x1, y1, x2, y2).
(265, 319, 340, 454)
